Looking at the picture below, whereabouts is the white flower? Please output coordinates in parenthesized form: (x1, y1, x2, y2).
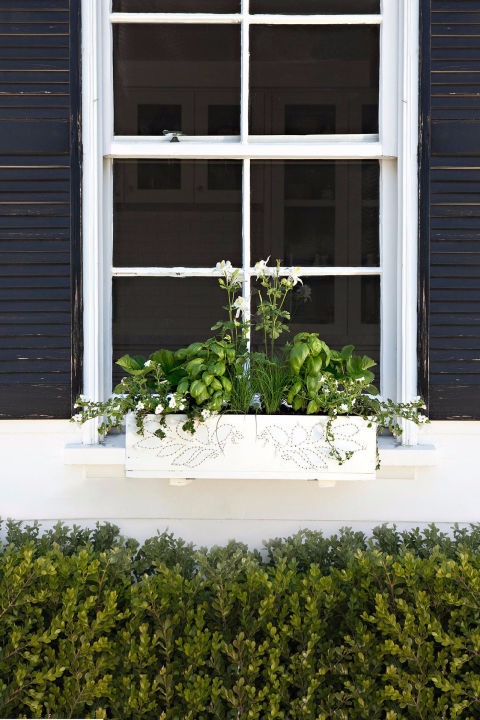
(136, 401, 145, 411)
(154, 404, 164, 415)
(357, 376, 365, 383)
(168, 395, 177, 409)
(287, 266, 303, 286)
(254, 257, 270, 278)
(232, 296, 248, 319)
(178, 402, 185, 411)
(72, 413, 83, 423)
(418, 414, 428, 423)
(144, 360, 152, 368)
(340, 404, 349, 413)
(215, 260, 234, 279)
(201, 409, 211, 420)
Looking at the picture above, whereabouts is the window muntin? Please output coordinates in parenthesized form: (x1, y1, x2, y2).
(106, 3, 393, 394)
(250, 0, 379, 13)
(113, 0, 241, 12)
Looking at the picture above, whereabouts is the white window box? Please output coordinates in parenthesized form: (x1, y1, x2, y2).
(125, 413, 377, 483)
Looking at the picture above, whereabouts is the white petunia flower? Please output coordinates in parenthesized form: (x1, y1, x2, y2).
(254, 257, 270, 278)
(72, 413, 83, 423)
(340, 404, 349, 413)
(144, 360, 152, 368)
(201, 409, 211, 420)
(136, 401, 145, 411)
(168, 395, 177, 409)
(232, 296, 248, 319)
(154, 404, 164, 415)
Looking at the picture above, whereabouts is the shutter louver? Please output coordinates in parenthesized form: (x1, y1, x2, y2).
(0, 1, 80, 418)
(421, 1, 480, 419)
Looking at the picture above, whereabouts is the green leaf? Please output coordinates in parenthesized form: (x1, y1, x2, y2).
(288, 342, 310, 374)
(115, 354, 145, 375)
(150, 349, 176, 372)
(189, 380, 207, 399)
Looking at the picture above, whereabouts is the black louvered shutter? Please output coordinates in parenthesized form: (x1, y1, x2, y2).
(0, 0, 81, 419)
(420, 0, 480, 419)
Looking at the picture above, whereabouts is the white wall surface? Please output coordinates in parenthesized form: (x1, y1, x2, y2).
(0, 420, 478, 547)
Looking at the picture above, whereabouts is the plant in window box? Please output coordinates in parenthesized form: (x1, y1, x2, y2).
(72, 259, 427, 481)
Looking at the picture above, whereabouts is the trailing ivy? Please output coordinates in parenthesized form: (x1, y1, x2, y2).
(0, 521, 479, 719)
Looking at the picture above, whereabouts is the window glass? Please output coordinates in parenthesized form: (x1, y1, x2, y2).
(251, 0, 379, 12)
(114, 24, 240, 135)
(112, 278, 225, 384)
(250, 26, 379, 135)
(251, 276, 380, 380)
(251, 160, 379, 267)
(114, 160, 242, 267)
(113, 0, 240, 11)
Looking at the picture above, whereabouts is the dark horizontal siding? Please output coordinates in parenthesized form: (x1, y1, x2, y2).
(0, 1, 80, 419)
(423, 0, 480, 418)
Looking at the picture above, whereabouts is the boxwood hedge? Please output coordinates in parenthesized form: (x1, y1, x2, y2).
(0, 521, 479, 719)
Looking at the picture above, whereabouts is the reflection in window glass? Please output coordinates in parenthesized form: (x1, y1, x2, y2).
(114, 24, 240, 135)
(113, 0, 240, 11)
(251, 161, 379, 267)
(114, 160, 242, 267)
(251, 0, 379, 12)
(250, 26, 378, 135)
(112, 278, 225, 385)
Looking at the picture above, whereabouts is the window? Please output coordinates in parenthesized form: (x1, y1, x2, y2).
(81, 0, 419, 443)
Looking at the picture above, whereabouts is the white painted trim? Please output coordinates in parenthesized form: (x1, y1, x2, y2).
(107, 139, 385, 159)
(380, 159, 398, 402)
(240, 0, 249, 142)
(82, 0, 108, 444)
(110, 12, 242, 23)
(242, 158, 252, 333)
(380, 0, 399, 156)
(109, 13, 381, 25)
(397, 0, 420, 445)
(111, 266, 382, 278)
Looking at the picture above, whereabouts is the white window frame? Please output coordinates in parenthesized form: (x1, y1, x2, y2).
(81, 0, 419, 445)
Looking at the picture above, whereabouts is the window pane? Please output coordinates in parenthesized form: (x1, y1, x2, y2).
(250, 26, 379, 134)
(113, 0, 240, 11)
(251, 0, 379, 12)
(114, 25, 240, 135)
(251, 275, 380, 381)
(251, 160, 379, 267)
(112, 278, 225, 385)
(292, 276, 380, 382)
(114, 160, 242, 267)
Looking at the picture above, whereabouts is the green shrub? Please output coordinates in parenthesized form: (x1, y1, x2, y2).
(0, 522, 479, 719)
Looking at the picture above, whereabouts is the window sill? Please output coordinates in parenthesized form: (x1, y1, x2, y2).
(64, 434, 438, 473)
